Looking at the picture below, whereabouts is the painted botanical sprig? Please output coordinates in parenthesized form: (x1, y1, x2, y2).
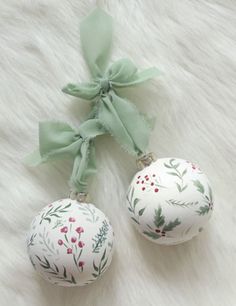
(27, 233, 37, 248)
(36, 255, 76, 285)
(126, 187, 146, 225)
(40, 203, 72, 224)
(57, 218, 85, 271)
(143, 206, 181, 240)
(79, 204, 99, 223)
(92, 248, 109, 279)
(166, 199, 199, 208)
(92, 220, 109, 253)
(38, 227, 59, 257)
(164, 158, 188, 192)
(135, 173, 166, 193)
(193, 180, 213, 215)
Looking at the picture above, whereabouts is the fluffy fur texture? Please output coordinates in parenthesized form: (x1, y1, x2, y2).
(0, 0, 235, 305)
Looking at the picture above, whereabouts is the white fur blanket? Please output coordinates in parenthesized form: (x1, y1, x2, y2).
(0, 0, 235, 305)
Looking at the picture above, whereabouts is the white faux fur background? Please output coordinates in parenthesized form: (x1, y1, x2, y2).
(0, 0, 235, 305)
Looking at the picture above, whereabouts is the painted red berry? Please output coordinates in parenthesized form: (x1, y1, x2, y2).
(151, 182, 154, 186)
(67, 248, 73, 254)
(58, 239, 63, 246)
(136, 181, 139, 184)
(76, 227, 84, 234)
(138, 176, 141, 179)
(142, 187, 145, 191)
(141, 180, 144, 184)
(146, 177, 149, 181)
(78, 241, 85, 248)
(71, 237, 77, 243)
(60, 226, 68, 233)
(152, 174, 156, 177)
(78, 261, 85, 267)
(154, 188, 159, 192)
(69, 217, 76, 222)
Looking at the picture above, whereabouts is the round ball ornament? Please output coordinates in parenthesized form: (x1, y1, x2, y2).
(27, 199, 114, 286)
(126, 157, 213, 245)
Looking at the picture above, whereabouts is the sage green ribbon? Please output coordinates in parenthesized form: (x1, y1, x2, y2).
(26, 8, 159, 193)
(62, 8, 159, 156)
(25, 119, 106, 192)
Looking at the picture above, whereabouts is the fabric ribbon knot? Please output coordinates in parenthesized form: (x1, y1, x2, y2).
(99, 78, 111, 95)
(25, 119, 106, 192)
(62, 8, 159, 156)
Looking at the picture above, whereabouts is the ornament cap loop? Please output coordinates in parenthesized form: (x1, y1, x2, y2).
(136, 152, 156, 170)
(69, 191, 89, 203)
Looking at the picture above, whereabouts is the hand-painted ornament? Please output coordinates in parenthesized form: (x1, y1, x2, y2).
(127, 157, 213, 245)
(27, 198, 114, 286)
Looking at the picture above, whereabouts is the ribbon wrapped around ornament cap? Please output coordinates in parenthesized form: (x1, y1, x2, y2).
(62, 8, 159, 156)
(25, 119, 106, 193)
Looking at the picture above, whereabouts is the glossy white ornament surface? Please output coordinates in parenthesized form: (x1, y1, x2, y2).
(126, 158, 213, 245)
(27, 199, 114, 286)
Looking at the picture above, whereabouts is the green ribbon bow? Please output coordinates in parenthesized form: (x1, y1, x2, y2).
(26, 8, 159, 193)
(62, 8, 159, 156)
(25, 119, 106, 192)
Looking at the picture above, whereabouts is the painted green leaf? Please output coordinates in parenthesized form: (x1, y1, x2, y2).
(167, 172, 179, 177)
(143, 231, 161, 240)
(63, 266, 67, 278)
(133, 198, 139, 207)
(93, 261, 98, 272)
(131, 217, 139, 224)
(71, 275, 76, 284)
(197, 205, 210, 216)
(193, 180, 205, 194)
(176, 183, 182, 192)
(101, 249, 106, 261)
(154, 207, 165, 228)
(208, 185, 213, 202)
(138, 207, 145, 216)
(101, 258, 108, 270)
(54, 264, 59, 272)
(163, 218, 181, 232)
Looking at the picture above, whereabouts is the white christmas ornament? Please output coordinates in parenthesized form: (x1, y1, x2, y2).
(126, 158, 213, 245)
(27, 199, 114, 286)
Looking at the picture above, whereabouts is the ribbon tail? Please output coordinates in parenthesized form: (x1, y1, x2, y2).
(70, 141, 96, 192)
(80, 8, 113, 78)
(99, 93, 152, 156)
